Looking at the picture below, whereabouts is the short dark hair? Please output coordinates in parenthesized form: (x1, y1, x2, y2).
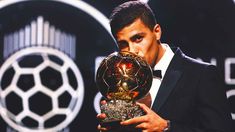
(110, 1, 157, 38)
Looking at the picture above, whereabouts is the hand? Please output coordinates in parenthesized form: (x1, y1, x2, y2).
(97, 113, 110, 131)
(97, 100, 110, 131)
(120, 102, 168, 132)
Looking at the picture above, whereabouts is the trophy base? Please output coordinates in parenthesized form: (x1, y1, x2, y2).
(100, 99, 145, 127)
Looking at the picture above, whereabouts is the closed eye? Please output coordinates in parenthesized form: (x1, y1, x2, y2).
(117, 40, 128, 51)
(130, 34, 144, 43)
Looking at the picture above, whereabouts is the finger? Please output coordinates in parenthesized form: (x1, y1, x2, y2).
(120, 116, 148, 125)
(97, 124, 109, 131)
(97, 113, 107, 119)
(136, 102, 150, 113)
(135, 122, 148, 129)
(100, 100, 107, 105)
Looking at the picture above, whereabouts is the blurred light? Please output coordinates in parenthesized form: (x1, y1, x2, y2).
(139, 0, 149, 3)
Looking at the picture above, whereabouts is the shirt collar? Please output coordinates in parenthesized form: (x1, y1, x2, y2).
(153, 43, 174, 79)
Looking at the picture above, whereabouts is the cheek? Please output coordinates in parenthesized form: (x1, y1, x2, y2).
(136, 37, 155, 63)
(144, 39, 157, 65)
(136, 44, 151, 62)
(136, 43, 148, 58)
(140, 40, 152, 54)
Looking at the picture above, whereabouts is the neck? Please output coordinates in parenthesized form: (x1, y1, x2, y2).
(155, 44, 166, 65)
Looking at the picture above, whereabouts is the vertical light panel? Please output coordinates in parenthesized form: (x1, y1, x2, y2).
(43, 21, 49, 46)
(30, 21, 37, 46)
(37, 16, 43, 46)
(2, 16, 76, 59)
(3, 35, 8, 58)
(13, 32, 19, 52)
(49, 26, 55, 47)
(25, 25, 30, 47)
(55, 29, 61, 50)
(19, 29, 25, 49)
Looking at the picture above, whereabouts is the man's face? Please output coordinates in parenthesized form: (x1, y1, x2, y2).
(116, 18, 161, 66)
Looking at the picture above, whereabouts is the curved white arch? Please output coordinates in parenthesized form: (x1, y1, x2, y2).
(226, 89, 235, 120)
(93, 92, 102, 114)
(0, 0, 115, 41)
(140, 0, 150, 3)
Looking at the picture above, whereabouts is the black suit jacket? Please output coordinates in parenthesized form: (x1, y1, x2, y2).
(151, 48, 233, 132)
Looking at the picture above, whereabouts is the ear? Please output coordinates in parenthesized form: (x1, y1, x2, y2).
(153, 24, 162, 40)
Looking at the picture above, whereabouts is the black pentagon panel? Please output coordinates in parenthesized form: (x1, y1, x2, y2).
(58, 91, 72, 108)
(17, 74, 35, 92)
(45, 115, 66, 128)
(48, 55, 64, 66)
(29, 92, 52, 116)
(67, 68, 77, 90)
(22, 116, 39, 128)
(1, 67, 15, 90)
(40, 67, 63, 91)
(18, 54, 43, 68)
(6, 92, 23, 115)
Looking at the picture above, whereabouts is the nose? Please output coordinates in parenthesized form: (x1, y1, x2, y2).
(128, 43, 138, 54)
(128, 44, 144, 57)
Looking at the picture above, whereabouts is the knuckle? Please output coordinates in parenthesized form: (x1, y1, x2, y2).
(143, 116, 149, 122)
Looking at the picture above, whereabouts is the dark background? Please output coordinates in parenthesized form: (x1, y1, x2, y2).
(0, 0, 234, 131)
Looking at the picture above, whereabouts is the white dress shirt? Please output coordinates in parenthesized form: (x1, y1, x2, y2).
(149, 44, 174, 108)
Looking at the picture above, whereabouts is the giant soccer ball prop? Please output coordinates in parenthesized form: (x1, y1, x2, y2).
(96, 51, 152, 101)
(0, 47, 84, 132)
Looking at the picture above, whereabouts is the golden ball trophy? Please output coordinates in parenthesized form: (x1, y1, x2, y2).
(96, 51, 153, 130)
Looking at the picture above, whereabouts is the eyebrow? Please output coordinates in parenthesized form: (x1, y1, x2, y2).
(130, 32, 145, 41)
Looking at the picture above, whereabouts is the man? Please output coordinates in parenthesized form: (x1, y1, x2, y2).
(97, 1, 233, 132)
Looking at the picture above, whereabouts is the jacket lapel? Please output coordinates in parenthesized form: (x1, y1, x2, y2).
(152, 48, 184, 112)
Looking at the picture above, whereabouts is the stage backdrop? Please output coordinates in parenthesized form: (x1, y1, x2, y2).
(0, 0, 234, 131)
